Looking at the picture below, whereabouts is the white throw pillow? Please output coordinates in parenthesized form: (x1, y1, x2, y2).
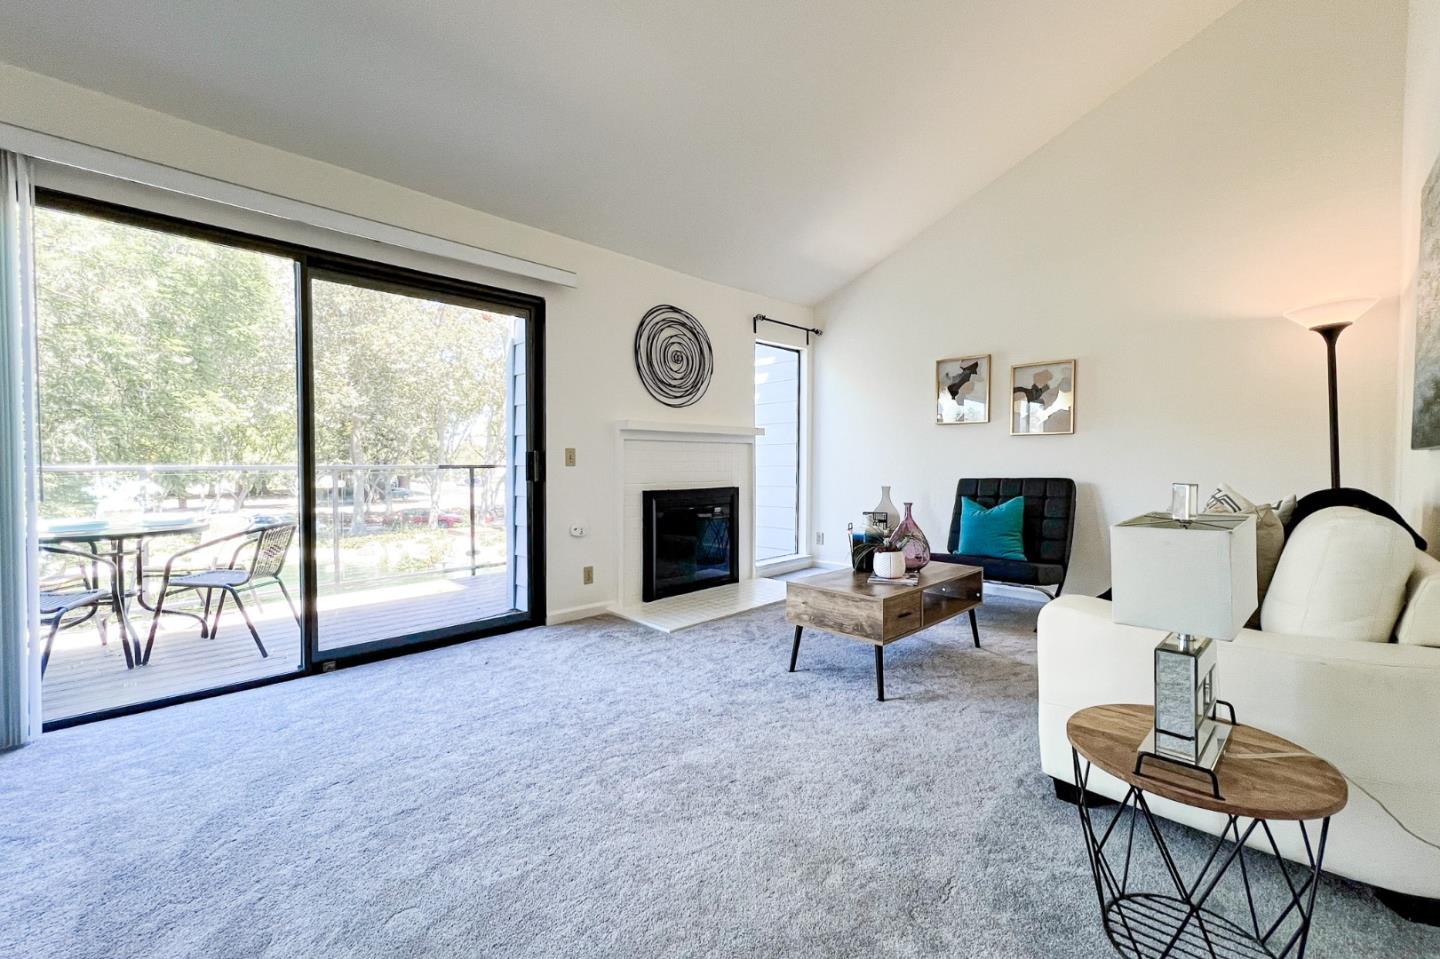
(1204, 483, 1284, 627)
(1396, 551, 1440, 647)
(1261, 507, 1413, 643)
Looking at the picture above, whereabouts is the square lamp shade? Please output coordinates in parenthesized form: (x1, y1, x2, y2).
(1111, 513, 1258, 640)
(1111, 509, 1258, 770)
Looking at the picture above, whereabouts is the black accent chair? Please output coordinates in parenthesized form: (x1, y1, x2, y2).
(932, 478, 1077, 599)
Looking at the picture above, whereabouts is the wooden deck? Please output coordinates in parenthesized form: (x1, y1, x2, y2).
(41, 572, 515, 723)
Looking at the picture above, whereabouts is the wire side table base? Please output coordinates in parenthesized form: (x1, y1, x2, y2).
(1072, 748, 1331, 959)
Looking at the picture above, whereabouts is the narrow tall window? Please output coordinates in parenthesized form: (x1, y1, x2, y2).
(754, 343, 801, 562)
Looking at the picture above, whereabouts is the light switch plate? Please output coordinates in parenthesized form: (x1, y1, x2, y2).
(564, 448, 577, 467)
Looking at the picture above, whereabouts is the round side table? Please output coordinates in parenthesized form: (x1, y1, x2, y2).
(1067, 704, 1347, 959)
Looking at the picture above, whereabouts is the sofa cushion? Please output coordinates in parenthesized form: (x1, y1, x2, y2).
(934, 552, 1065, 586)
(1261, 507, 1414, 643)
(1204, 483, 1285, 628)
(1396, 551, 1440, 648)
(958, 496, 1026, 560)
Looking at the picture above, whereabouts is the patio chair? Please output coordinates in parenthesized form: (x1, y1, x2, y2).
(39, 546, 135, 675)
(143, 522, 299, 664)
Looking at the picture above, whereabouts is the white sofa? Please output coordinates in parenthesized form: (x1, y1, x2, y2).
(1037, 550, 1440, 901)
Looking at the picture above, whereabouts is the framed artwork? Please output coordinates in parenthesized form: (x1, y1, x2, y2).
(1011, 359, 1075, 435)
(1412, 153, 1440, 448)
(936, 354, 990, 424)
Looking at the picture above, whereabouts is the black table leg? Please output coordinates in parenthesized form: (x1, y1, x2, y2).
(969, 608, 981, 648)
(789, 625, 802, 672)
(874, 644, 885, 701)
(109, 537, 143, 668)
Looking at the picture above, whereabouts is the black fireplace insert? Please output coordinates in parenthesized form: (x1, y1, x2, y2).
(642, 487, 740, 602)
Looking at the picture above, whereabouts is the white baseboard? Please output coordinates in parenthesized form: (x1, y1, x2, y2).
(546, 602, 612, 625)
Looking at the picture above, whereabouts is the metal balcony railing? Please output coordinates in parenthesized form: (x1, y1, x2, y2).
(39, 462, 508, 584)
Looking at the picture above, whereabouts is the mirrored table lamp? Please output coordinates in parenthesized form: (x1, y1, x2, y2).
(1111, 485, 1257, 785)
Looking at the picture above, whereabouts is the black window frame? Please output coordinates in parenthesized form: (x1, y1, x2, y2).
(35, 187, 547, 729)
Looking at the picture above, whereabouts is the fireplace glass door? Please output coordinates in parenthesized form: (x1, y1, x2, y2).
(642, 487, 740, 602)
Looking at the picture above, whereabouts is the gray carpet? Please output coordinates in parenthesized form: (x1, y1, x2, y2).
(1, 593, 1436, 958)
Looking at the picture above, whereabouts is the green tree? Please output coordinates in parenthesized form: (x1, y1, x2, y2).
(34, 206, 514, 531)
(35, 207, 296, 512)
(310, 279, 512, 530)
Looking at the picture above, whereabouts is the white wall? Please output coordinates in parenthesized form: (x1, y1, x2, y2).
(1396, 0, 1440, 550)
(0, 63, 814, 621)
(812, 0, 1406, 595)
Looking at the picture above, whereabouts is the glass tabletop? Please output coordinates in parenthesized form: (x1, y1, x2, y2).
(39, 517, 211, 543)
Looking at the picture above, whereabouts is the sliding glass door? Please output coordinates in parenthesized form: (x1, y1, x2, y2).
(30, 190, 544, 725)
(33, 199, 303, 722)
(307, 267, 535, 656)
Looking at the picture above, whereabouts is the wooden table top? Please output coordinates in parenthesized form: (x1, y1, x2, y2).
(786, 563, 982, 599)
(1067, 704, 1347, 821)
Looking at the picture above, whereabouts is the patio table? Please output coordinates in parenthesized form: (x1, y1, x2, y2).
(40, 518, 211, 668)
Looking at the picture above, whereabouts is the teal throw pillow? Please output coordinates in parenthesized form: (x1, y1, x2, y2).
(959, 496, 1027, 561)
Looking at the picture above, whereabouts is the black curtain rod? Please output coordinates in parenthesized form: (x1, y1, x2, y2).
(753, 314, 823, 344)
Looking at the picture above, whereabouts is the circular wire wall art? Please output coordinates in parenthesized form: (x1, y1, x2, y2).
(633, 304, 714, 408)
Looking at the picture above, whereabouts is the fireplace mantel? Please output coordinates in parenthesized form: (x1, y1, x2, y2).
(615, 421, 764, 443)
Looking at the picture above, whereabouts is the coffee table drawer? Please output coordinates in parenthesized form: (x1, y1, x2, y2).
(786, 588, 884, 641)
(882, 591, 923, 640)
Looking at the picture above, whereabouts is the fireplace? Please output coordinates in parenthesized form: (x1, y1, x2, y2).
(642, 487, 740, 602)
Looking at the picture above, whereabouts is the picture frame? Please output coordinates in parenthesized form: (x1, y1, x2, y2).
(1412, 153, 1440, 448)
(1011, 359, 1075, 435)
(935, 354, 990, 424)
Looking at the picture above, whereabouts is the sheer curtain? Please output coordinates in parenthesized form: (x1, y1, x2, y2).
(0, 151, 41, 748)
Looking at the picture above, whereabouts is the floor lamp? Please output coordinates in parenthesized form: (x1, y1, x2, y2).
(1284, 297, 1378, 489)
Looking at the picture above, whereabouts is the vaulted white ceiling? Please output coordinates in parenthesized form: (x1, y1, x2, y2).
(0, 0, 1244, 303)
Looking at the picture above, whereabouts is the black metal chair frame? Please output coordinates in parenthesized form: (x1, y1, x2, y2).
(144, 522, 299, 664)
(38, 545, 137, 675)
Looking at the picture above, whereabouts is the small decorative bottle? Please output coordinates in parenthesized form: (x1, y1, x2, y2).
(872, 486, 901, 533)
(888, 502, 931, 571)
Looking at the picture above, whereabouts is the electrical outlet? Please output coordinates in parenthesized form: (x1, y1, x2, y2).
(564, 447, 577, 467)
(816, 531, 825, 546)
(582, 566, 594, 585)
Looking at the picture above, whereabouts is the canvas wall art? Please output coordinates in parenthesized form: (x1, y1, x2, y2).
(1011, 359, 1075, 435)
(936, 354, 990, 424)
(1412, 154, 1440, 449)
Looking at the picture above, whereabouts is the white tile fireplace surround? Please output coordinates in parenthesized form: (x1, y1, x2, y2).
(613, 421, 785, 632)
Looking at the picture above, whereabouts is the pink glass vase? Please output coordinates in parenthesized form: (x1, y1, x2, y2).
(888, 502, 930, 571)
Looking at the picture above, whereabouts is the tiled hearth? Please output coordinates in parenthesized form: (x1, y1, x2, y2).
(613, 578, 786, 633)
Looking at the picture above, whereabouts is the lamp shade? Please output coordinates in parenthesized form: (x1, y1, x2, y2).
(1283, 297, 1378, 331)
(1110, 513, 1258, 641)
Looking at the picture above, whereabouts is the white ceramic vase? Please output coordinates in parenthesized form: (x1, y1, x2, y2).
(873, 550, 908, 579)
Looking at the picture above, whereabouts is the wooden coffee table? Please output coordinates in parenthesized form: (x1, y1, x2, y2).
(784, 563, 983, 700)
(1067, 704, 1347, 958)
